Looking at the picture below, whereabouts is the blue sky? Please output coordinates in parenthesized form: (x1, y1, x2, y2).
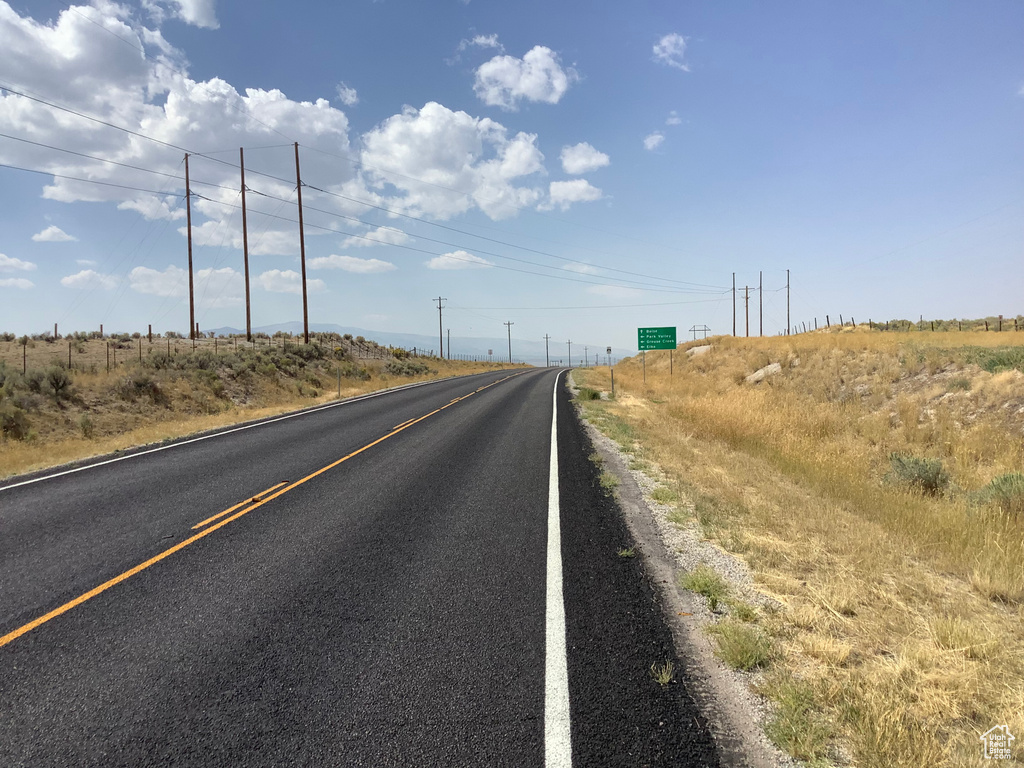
(1, 0, 1021, 354)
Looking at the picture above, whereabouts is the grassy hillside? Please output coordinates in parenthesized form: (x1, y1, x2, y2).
(575, 327, 1024, 767)
(0, 333, 517, 479)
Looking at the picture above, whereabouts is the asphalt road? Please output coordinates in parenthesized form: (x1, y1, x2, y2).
(0, 368, 718, 767)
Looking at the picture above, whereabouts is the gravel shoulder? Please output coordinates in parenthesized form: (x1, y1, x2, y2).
(570, 376, 796, 768)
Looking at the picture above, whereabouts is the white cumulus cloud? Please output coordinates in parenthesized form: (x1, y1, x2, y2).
(129, 265, 243, 306)
(425, 250, 493, 270)
(61, 269, 118, 289)
(0, 253, 37, 271)
(474, 45, 578, 110)
(361, 102, 545, 221)
(0, 278, 34, 289)
(258, 269, 326, 294)
(130, 265, 187, 297)
(336, 82, 358, 106)
(308, 255, 397, 273)
(666, 110, 682, 126)
(643, 131, 665, 151)
(559, 142, 610, 175)
(342, 225, 410, 248)
(459, 33, 503, 53)
(32, 225, 77, 242)
(543, 179, 602, 211)
(0, 2, 356, 257)
(166, 0, 219, 29)
(653, 33, 689, 71)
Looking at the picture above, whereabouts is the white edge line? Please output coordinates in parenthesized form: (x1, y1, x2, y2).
(545, 369, 573, 767)
(0, 371, 507, 494)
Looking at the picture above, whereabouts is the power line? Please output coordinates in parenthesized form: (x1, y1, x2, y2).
(0, 162, 179, 197)
(303, 143, 711, 262)
(450, 297, 726, 311)
(0, 132, 185, 181)
(303, 183, 727, 290)
(260, 188, 717, 294)
(192, 194, 712, 294)
(0, 89, 725, 291)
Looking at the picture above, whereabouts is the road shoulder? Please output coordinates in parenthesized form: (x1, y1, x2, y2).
(568, 375, 794, 768)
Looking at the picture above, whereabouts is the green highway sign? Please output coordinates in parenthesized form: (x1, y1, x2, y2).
(637, 326, 677, 351)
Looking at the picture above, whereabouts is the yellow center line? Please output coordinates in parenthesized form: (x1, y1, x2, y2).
(392, 417, 416, 430)
(0, 372, 530, 650)
(191, 481, 290, 531)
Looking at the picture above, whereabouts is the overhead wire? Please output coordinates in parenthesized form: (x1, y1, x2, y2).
(0, 89, 723, 292)
(256, 187, 719, 294)
(302, 182, 727, 290)
(192, 193, 724, 295)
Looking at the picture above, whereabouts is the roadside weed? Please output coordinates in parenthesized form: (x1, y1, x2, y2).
(679, 564, 728, 612)
(649, 661, 674, 687)
(706, 620, 773, 671)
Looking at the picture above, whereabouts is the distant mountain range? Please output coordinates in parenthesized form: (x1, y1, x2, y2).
(205, 321, 621, 367)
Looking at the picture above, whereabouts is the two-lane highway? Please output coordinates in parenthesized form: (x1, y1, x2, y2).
(0, 368, 719, 766)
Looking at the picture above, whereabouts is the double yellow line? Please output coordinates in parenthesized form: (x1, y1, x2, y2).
(0, 372, 526, 649)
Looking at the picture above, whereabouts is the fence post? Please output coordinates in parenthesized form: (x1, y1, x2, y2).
(106, 343, 110, 373)
(68, 341, 72, 369)
(826, 315, 830, 327)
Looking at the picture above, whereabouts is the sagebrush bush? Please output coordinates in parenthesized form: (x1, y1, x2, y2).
(115, 373, 164, 404)
(45, 366, 72, 400)
(25, 369, 45, 394)
(0, 402, 30, 440)
(886, 453, 950, 496)
(975, 473, 1024, 516)
(384, 359, 430, 376)
(339, 362, 371, 380)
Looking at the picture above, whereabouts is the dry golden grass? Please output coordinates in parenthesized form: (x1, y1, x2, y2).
(576, 327, 1024, 767)
(1, 337, 516, 479)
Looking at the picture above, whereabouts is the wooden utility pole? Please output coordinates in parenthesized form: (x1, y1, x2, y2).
(447, 328, 450, 359)
(434, 297, 446, 358)
(185, 153, 195, 340)
(544, 334, 550, 367)
(294, 142, 309, 344)
(732, 272, 736, 336)
(566, 339, 572, 369)
(759, 270, 763, 337)
(504, 321, 514, 363)
(240, 147, 252, 341)
(786, 268, 790, 337)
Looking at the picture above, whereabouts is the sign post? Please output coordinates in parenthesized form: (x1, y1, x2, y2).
(637, 326, 676, 384)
